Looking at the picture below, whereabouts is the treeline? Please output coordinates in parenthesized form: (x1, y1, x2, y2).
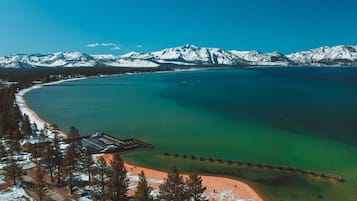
(0, 85, 23, 139)
(0, 67, 172, 88)
(2, 122, 208, 201)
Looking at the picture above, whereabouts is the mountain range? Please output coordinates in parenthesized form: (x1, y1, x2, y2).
(0, 45, 356, 68)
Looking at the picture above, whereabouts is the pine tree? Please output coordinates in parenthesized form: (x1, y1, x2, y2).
(0, 142, 5, 158)
(69, 125, 80, 138)
(43, 141, 56, 182)
(21, 114, 32, 137)
(186, 173, 207, 201)
(64, 126, 81, 193)
(108, 153, 129, 201)
(4, 149, 23, 185)
(83, 149, 95, 184)
(31, 142, 46, 164)
(134, 171, 153, 201)
(34, 165, 47, 201)
(10, 129, 22, 151)
(159, 166, 188, 201)
(93, 157, 110, 201)
(64, 142, 79, 193)
(53, 134, 63, 184)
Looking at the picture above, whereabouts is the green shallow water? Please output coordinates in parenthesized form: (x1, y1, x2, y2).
(26, 67, 357, 201)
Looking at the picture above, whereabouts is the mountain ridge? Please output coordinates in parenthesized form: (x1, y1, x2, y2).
(1, 45, 356, 68)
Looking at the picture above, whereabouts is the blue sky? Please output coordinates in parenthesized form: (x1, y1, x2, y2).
(0, 0, 356, 56)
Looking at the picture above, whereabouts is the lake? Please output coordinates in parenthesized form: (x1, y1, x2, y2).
(26, 67, 357, 201)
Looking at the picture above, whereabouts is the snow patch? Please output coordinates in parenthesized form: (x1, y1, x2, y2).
(0, 185, 35, 201)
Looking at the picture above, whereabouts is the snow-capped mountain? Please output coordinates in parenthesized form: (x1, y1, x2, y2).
(0, 45, 356, 68)
(287, 45, 357, 66)
(0, 52, 159, 68)
(0, 52, 95, 68)
(121, 44, 245, 65)
(230, 50, 290, 66)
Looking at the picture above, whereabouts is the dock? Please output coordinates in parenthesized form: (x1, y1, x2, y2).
(80, 133, 153, 154)
(163, 152, 344, 182)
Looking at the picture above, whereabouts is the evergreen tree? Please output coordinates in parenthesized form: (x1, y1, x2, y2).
(53, 134, 63, 184)
(93, 157, 110, 201)
(4, 149, 23, 185)
(69, 125, 80, 138)
(43, 141, 56, 182)
(159, 166, 188, 201)
(31, 142, 46, 164)
(83, 149, 95, 184)
(0, 142, 5, 158)
(34, 165, 47, 201)
(64, 141, 79, 193)
(134, 171, 153, 201)
(0, 87, 21, 138)
(108, 153, 129, 201)
(21, 114, 32, 137)
(186, 173, 207, 201)
(64, 126, 81, 193)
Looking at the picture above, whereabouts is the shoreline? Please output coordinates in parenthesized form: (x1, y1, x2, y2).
(101, 154, 264, 201)
(15, 77, 87, 138)
(15, 74, 265, 201)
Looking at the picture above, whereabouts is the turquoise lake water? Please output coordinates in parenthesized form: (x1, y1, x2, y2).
(25, 67, 357, 201)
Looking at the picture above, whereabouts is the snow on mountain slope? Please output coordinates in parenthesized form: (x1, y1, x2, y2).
(287, 45, 357, 66)
(230, 50, 290, 65)
(0, 52, 95, 68)
(0, 52, 154, 68)
(121, 44, 245, 65)
(1, 45, 357, 68)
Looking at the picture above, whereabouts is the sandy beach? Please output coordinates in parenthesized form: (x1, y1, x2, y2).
(16, 80, 265, 201)
(100, 154, 264, 201)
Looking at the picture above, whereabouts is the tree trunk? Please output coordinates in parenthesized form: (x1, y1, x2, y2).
(56, 165, 61, 184)
(69, 172, 73, 194)
(101, 173, 105, 201)
(50, 169, 54, 182)
(88, 169, 91, 185)
(13, 174, 16, 185)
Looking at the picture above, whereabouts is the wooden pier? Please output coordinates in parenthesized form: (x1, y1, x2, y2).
(79, 133, 153, 154)
(163, 152, 344, 182)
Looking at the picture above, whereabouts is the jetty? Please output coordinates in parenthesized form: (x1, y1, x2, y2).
(163, 152, 344, 182)
(80, 133, 153, 154)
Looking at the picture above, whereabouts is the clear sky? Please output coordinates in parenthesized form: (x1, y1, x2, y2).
(0, 0, 356, 56)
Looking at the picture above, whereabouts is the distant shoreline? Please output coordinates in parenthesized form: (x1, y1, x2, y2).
(15, 71, 265, 201)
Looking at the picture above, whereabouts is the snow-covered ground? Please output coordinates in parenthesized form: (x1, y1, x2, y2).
(0, 185, 34, 201)
(0, 175, 5, 185)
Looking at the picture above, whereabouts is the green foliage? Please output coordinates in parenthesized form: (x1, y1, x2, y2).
(64, 127, 82, 194)
(108, 153, 129, 201)
(0, 86, 22, 138)
(4, 150, 23, 185)
(159, 166, 188, 201)
(134, 171, 153, 201)
(83, 149, 95, 184)
(52, 134, 63, 184)
(69, 126, 80, 138)
(21, 114, 32, 137)
(186, 173, 207, 201)
(43, 141, 56, 182)
(0, 143, 5, 158)
(93, 157, 110, 201)
(31, 142, 46, 164)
